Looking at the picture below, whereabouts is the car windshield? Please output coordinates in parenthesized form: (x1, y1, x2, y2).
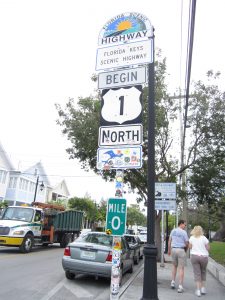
(2, 207, 34, 222)
(139, 231, 147, 235)
(124, 236, 136, 243)
(77, 233, 113, 246)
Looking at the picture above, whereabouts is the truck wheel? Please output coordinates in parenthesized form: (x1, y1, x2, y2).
(60, 234, 72, 248)
(60, 234, 69, 248)
(65, 271, 75, 280)
(19, 234, 34, 253)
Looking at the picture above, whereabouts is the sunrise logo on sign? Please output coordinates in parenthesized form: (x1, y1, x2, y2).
(98, 12, 153, 46)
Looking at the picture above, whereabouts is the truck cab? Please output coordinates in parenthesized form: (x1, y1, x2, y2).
(0, 206, 44, 252)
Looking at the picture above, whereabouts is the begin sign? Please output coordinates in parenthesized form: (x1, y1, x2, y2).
(98, 67, 146, 89)
(106, 198, 127, 236)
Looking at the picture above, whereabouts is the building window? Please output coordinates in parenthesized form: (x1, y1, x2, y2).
(19, 178, 29, 191)
(8, 177, 18, 189)
(0, 170, 7, 184)
(29, 182, 35, 193)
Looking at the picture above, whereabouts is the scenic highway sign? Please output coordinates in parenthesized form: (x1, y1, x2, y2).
(98, 12, 153, 46)
(96, 39, 153, 71)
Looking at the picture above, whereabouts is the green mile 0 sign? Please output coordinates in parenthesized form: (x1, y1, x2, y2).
(106, 198, 127, 236)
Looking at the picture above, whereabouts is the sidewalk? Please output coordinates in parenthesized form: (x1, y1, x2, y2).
(119, 255, 225, 300)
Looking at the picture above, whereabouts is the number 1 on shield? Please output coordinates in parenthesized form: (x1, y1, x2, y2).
(119, 95, 124, 115)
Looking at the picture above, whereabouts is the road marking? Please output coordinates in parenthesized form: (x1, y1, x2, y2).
(95, 287, 110, 299)
(40, 278, 93, 300)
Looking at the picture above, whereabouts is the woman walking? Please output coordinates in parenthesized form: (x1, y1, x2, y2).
(189, 225, 210, 297)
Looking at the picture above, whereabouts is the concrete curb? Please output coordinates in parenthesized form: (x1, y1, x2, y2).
(119, 264, 144, 298)
(207, 257, 225, 287)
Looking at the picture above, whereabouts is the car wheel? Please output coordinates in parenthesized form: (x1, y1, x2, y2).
(19, 234, 34, 253)
(135, 253, 140, 265)
(65, 271, 75, 280)
(119, 266, 123, 286)
(128, 261, 134, 273)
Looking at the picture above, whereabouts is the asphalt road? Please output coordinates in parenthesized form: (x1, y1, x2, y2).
(0, 244, 143, 300)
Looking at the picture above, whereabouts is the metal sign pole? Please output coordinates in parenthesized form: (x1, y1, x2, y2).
(160, 209, 165, 267)
(110, 236, 122, 300)
(110, 170, 124, 300)
(141, 33, 158, 300)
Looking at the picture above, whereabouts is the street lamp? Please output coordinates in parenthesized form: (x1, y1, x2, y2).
(33, 175, 44, 203)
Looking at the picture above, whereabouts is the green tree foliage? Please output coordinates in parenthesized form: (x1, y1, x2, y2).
(188, 72, 225, 240)
(127, 204, 147, 228)
(0, 200, 8, 209)
(189, 155, 225, 240)
(68, 196, 108, 230)
(47, 199, 67, 209)
(68, 196, 96, 223)
(97, 199, 107, 222)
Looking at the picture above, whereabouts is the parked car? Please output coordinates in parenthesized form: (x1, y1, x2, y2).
(126, 228, 135, 235)
(62, 232, 134, 283)
(123, 234, 144, 264)
(138, 230, 147, 244)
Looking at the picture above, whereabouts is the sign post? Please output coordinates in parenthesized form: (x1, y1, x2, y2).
(141, 35, 159, 300)
(95, 11, 157, 300)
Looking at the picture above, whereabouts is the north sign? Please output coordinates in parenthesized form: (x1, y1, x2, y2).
(106, 198, 127, 236)
(98, 66, 146, 89)
(98, 124, 143, 146)
(96, 39, 153, 71)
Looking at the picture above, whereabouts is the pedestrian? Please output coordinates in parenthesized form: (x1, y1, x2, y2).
(168, 219, 189, 293)
(189, 225, 210, 297)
